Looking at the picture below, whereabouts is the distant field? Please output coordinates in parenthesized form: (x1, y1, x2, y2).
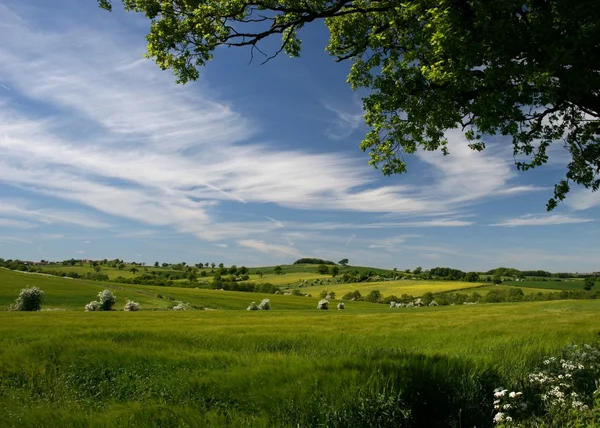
(0, 269, 381, 312)
(503, 279, 585, 291)
(462, 285, 561, 295)
(39, 263, 172, 279)
(1, 300, 599, 427)
(298, 280, 482, 298)
(246, 272, 330, 285)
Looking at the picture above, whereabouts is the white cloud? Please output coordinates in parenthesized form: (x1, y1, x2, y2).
(367, 234, 419, 251)
(215, 243, 228, 248)
(0, 200, 111, 229)
(0, 217, 36, 229)
(238, 240, 299, 256)
(567, 189, 600, 211)
(323, 103, 363, 140)
(490, 214, 594, 227)
(0, 2, 560, 253)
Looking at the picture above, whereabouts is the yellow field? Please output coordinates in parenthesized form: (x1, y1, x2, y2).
(464, 285, 561, 295)
(246, 272, 330, 286)
(298, 280, 483, 298)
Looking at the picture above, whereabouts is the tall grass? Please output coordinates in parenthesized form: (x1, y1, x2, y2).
(1, 300, 599, 427)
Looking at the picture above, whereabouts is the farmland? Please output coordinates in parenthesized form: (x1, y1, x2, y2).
(1, 299, 599, 427)
(295, 279, 484, 298)
(1, 263, 599, 427)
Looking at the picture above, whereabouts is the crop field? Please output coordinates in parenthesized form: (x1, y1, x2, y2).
(245, 272, 330, 286)
(297, 280, 483, 298)
(462, 285, 561, 295)
(1, 300, 599, 427)
(503, 279, 585, 291)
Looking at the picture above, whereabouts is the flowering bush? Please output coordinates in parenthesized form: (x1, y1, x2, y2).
(85, 300, 101, 311)
(317, 299, 329, 310)
(247, 301, 259, 311)
(258, 298, 271, 310)
(337, 302, 345, 310)
(98, 289, 116, 311)
(124, 300, 140, 311)
(172, 301, 192, 310)
(11, 286, 44, 311)
(493, 343, 600, 426)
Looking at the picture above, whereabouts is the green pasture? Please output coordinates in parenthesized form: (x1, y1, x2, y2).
(297, 280, 483, 298)
(462, 285, 561, 296)
(245, 272, 330, 285)
(503, 279, 585, 291)
(1, 300, 599, 427)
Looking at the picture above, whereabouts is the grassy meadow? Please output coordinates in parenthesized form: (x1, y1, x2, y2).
(1, 301, 599, 427)
(2, 265, 599, 427)
(296, 279, 484, 298)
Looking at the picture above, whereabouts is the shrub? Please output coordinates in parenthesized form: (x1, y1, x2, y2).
(317, 299, 329, 310)
(337, 302, 345, 310)
(85, 301, 101, 312)
(247, 301, 259, 311)
(98, 289, 116, 311)
(124, 300, 140, 311)
(11, 287, 44, 311)
(258, 298, 271, 310)
(172, 301, 192, 310)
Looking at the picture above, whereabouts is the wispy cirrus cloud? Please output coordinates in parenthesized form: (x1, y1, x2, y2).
(238, 240, 299, 257)
(490, 214, 595, 227)
(323, 103, 363, 140)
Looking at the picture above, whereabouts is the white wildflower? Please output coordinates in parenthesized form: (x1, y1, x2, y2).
(493, 412, 505, 423)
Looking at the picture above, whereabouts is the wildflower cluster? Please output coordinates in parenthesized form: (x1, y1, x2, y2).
(492, 343, 600, 426)
(492, 388, 525, 425)
(529, 344, 600, 413)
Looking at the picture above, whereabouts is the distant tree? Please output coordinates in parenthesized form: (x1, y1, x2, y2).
(94, 265, 102, 273)
(273, 265, 283, 275)
(413, 267, 422, 274)
(200, 270, 207, 278)
(331, 266, 340, 277)
(464, 272, 480, 282)
(584, 276, 596, 291)
(405, 269, 411, 274)
(364, 290, 382, 303)
(130, 267, 139, 275)
(228, 265, 238, 275)
(154, 261, 159, 267)
(118, 263, 125, 270)
(205, 262, 210, 268)
(256, 270, 264, 278)
(218, 263, 224, 269)
(238, 266, 248, 275)
(317, 264, 330, 275)
(338, 258, 349, 267)
(493, 275, 503, 285)
(211, 263, 216, 269)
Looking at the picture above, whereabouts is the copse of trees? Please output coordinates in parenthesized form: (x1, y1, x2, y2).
(293, 258, 336, 265)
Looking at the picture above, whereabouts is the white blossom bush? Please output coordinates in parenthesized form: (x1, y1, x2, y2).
(85, 301, 101, 312)
(405, 301, 414, 308)
(337, 302, 345, 310)
(429, 300, 439, 307)
(493, 343, 600, 427)
(317, 299, 329, 310)
(389, 301, 397, 308)
(258, 298, 271, 310)
(414, 298, 424, 307)
(172, 301, 192, 310)
(11, 287, 44, 311)
(124, 300, 140, 311)
(247, 301, 259, 311)
(98, 289, 116, 311)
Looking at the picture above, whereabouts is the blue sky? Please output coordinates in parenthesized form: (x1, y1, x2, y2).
(0, 0, 598, 272)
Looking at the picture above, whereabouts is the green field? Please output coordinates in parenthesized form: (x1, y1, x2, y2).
(1, 300, 599, 427)
(2, 267, 599, 427)
(504, 279, 585, 291)
(462, 285, 562, 296)
(297, 280, 483, 298)
(245, 272, 330, 286)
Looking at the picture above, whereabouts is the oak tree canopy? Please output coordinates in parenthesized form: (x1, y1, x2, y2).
(99, 0, 600, 209)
